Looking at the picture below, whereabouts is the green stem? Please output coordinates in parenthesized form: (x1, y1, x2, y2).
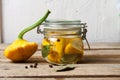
(18, 10, 51, 39)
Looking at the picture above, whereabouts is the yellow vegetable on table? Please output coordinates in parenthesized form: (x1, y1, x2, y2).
(4, 10, 51, 62)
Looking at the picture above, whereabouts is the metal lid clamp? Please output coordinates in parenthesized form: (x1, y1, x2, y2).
(37, 25, 44, 34)
(80, 23, 91, 50)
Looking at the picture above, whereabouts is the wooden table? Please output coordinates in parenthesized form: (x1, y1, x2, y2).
(0, 43, 120, 80)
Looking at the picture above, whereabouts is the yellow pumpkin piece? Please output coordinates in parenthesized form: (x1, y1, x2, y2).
(42, 39, 50, 46)
(46, 37, 66, 63)
(47, 50, 61, 63)
(52, 37, 65, 56)
(64, 38, 83, 54)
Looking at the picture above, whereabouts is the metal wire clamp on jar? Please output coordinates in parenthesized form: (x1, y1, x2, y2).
(37, 20, 90, 64)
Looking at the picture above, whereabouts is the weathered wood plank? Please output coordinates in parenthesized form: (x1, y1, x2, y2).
(84, 42, 120, 50)
(0, 43, 120, 78)
(1, 49, 120, 57)
(0, 43, 120, 51)
(0, 50, 120, 78)
(0, 78, 120, 80)
(1, 50, 120, 64)
(0, 64, 120, 78)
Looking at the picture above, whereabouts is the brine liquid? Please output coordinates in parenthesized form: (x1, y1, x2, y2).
(41, 37, 84, 64)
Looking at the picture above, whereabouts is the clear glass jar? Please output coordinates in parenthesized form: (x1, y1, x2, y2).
(37, 20, 88, 64)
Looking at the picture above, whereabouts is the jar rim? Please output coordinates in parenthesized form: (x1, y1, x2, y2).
(44, 20, 81, 25)
(46, 19, 80, 23)
(42, 20, 82, 29)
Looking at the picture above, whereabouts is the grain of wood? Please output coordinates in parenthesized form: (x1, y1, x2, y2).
(0, 64, 120, 78)
(0, 43, 120, 51)
(0, 78, 120, 80)
(0, 43, 120, 79)
(1, 50, 120, 64)
(84, 42, 120, 50)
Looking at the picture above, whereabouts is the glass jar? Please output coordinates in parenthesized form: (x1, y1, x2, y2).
(37, 20, 89, 64)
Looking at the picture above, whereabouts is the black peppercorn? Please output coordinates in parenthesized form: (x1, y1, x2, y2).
(34, 65, 37, 68)
(57, 39, 60, 42)
(49, 64, 53, 68)
(30, 65, 33, 68)
(25, 66, 28, 69)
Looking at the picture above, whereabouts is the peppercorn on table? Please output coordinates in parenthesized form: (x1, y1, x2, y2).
(0, 43, 120, 80)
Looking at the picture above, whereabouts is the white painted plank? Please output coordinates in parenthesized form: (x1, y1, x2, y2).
(0, 0, 2, 43)
(1, 0, 120, 43)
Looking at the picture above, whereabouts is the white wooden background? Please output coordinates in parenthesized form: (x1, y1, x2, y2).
(0, 0, 2, 43)
(1, 0, 120, 43)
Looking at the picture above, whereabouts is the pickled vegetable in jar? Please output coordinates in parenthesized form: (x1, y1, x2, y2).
(37, 20, 88, 64)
